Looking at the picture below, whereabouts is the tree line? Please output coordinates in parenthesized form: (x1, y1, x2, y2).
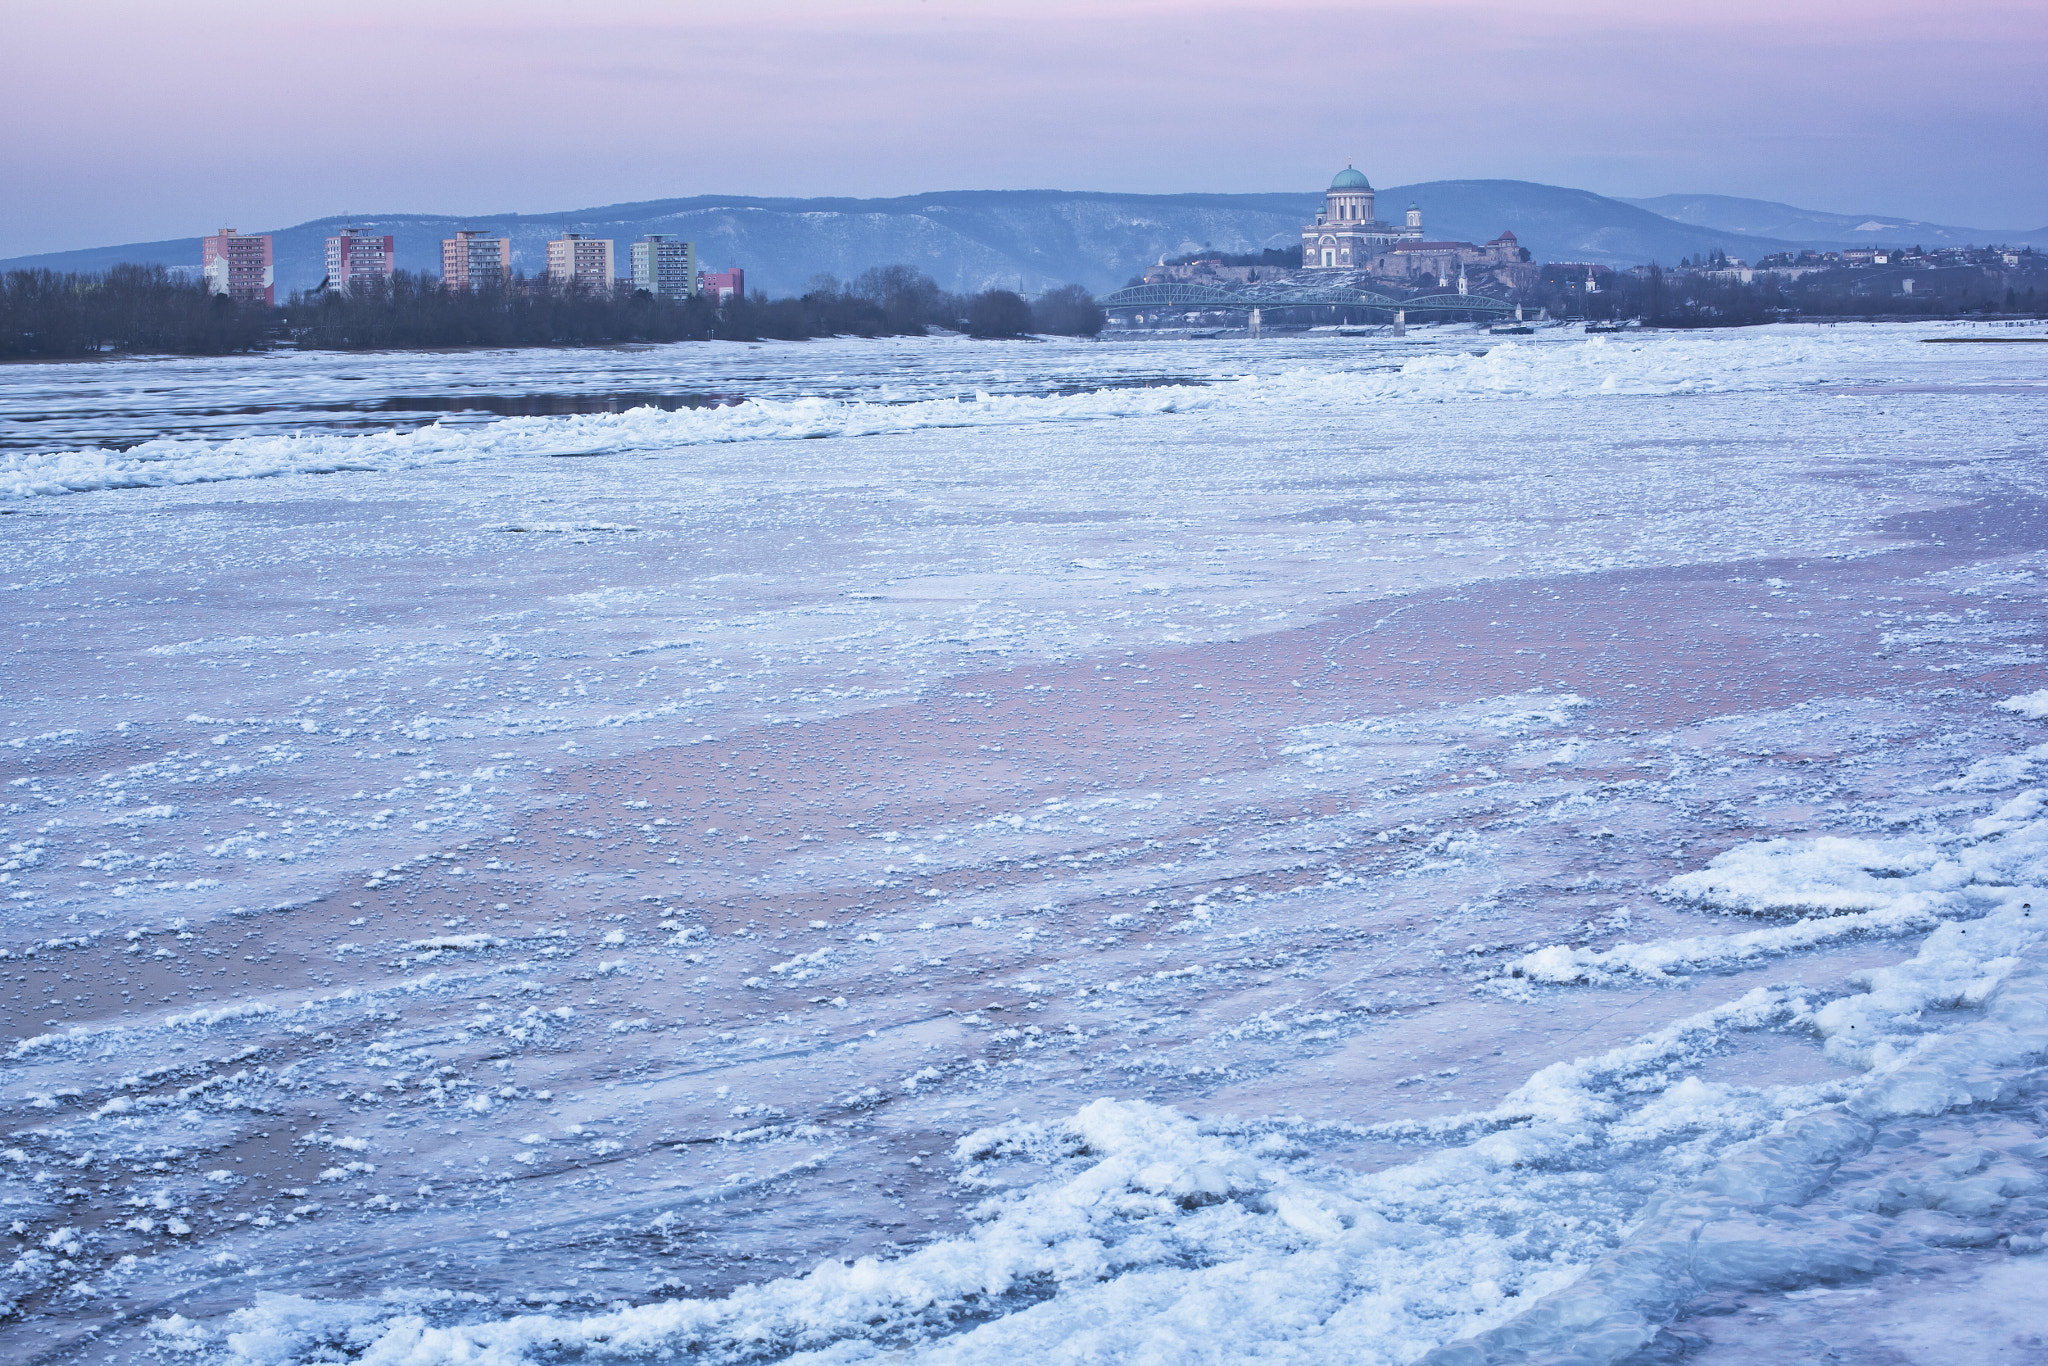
(0, 263, 1104, 358)
(0, 264, 269, 357)
(1525, 261, 2042, 326)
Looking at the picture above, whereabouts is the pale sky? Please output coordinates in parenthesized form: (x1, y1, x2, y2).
(3, 0, 2043, 259)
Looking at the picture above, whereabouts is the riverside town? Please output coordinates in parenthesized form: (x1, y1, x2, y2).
(0, 163, 2040, 357)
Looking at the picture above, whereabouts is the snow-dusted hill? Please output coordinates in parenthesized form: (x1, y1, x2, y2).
(1622, 192, 2043, 251)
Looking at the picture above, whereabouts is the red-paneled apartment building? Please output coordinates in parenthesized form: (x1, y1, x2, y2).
(201, 228, 274, 307)
(325, 228, 395, 292)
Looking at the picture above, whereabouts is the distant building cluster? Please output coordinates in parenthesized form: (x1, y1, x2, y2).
(1666, 243, 2030, 285)
(1301, 168, 1530, 286)
(1142, 167, 1534, 295)
(1372, 233, 1524, 284)
(1628, 243, 2042, 310)
(199, 227, 743, 303)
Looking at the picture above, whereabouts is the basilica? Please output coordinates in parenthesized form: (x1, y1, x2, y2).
(1301, 166, 1423, 269)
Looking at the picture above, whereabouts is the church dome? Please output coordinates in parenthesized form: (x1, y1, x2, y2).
(1330, 166, 1371, 190)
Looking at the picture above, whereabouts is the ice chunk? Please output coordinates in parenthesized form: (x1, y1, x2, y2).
(1997, 689, 2048, 720)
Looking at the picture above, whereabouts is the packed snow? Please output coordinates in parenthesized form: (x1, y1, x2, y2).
(2, 321, 2045, 1365)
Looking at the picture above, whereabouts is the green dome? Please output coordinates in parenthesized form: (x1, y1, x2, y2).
(1330, 166, 1371, 190)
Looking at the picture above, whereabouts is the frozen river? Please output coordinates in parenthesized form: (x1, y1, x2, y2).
(1, 323, 2046, 1364)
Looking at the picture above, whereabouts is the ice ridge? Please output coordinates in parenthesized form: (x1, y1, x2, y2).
(3, 333, 1833, 501)
(1421, 947, 2048, 1366)
(1505, 787, 2048, 985)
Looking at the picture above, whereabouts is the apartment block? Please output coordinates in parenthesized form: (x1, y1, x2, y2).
(200, 228, 274, 307)
(325, 228, 395, 292)
(442, 231, 512, 292)
(697, 267, 745, 303)
(631, 235, 697, 298)
(545, 234, 615, 290)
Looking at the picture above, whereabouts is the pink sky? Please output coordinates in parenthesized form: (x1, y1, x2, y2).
(3, 0, 2043, 258)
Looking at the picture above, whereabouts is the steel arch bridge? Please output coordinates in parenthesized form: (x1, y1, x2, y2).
(1096, 282, 1516, 316)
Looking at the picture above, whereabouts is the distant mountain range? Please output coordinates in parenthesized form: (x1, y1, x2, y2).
(5, 182, 2038, 299)
(1620, 193, 2040, 252)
